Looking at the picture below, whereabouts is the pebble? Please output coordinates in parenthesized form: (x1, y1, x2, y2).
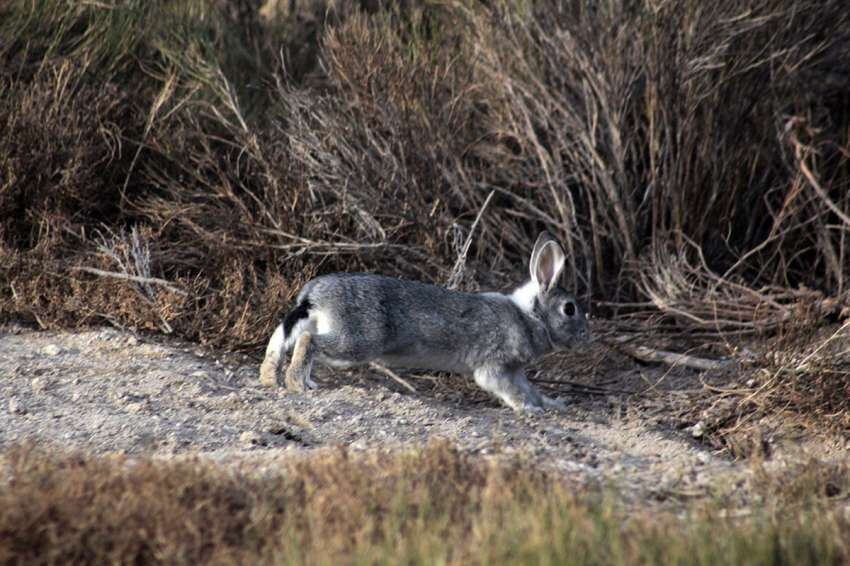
(31, 377, 49, 393)
(240, 431, 263, 446)
(8, 398, 25, 415)
(125, 402, 145, 414)
(42, 344, 62, 356)
(692, 421, 706, 438)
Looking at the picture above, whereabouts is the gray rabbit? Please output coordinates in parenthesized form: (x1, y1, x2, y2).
(259, 232, 590, 413)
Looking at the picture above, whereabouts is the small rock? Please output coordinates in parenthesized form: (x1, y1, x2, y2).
(692, 421, 706, 438)
(696, 452, 711, 465)
(746, 378, 757, 388)
(126, 336, 139, 346)
(31, 377, 49, 394)
(125, 402, 145, 414)
(240, 431, 263, 446)
(42, 344, 62, 356)
(8, 398, 25, 415)
(191, 370, 207, 378)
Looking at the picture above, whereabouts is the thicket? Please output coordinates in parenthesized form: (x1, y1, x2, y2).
(1, 1, 848, 427)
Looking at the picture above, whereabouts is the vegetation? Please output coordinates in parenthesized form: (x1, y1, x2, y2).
(1, 2, 848, 560)
(3, 0, 848, 333)
(1, 442, 848, 564)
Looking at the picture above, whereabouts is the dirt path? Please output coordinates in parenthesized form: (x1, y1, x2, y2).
(0, 323, 797, 500)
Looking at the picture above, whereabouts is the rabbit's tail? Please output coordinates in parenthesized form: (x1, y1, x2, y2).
(259, 298, 312, 386)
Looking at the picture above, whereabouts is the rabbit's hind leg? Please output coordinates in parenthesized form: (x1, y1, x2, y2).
(260, 323, 286, 387)
(473, 366, 545, 414)
(284, 331, 315, 392)
(310, 333, 374, 370)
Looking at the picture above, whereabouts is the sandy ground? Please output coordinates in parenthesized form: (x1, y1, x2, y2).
(1, 322, 844, 502)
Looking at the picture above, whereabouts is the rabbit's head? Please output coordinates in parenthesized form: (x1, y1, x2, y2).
(528, 232, 590, 348)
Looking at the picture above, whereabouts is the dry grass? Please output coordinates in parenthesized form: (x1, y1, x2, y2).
(687, 321, 850, 454)
(0, 442, 848, 565)
(1, 1, 848, 432)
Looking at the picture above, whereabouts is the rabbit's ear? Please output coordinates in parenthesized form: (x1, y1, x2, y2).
(529, 232, 555, 283)
(530, 235, 565, 296)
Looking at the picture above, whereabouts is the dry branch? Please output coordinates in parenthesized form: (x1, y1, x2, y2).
(368, 362, 417, 394)
(447, 190, 495, 290)
(604, 331, 733, 371)
(74, 267, 187, 296)
(621, 345, 731, 372)
(529, 376, 636, 396)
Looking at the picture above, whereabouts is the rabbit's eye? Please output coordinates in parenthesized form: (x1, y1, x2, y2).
(563, 301, 576, 316)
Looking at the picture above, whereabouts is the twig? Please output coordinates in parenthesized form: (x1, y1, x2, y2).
(614, 340, 732, 371)
(447, 190, 495, 290)
(529, 377, 636, 395)
(74, 266, 188, 296)
(791, 129, 850, 228)
(368, 362, 417, 394)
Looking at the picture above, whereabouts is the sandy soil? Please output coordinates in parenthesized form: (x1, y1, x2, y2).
(1, 322, 843, 502)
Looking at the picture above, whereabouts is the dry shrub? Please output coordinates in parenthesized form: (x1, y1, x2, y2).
(0, 0, 328, 347)
(470, 0, 850, 303)
(681, 321, 850, 454)
(754, 321, 850, 432)
(0, 63, 130, 250)
(279, 5, 502, 281)
(1, 443, 848, 564)
(0, 442, 543, 564)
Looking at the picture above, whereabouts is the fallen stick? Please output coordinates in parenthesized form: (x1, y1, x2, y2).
(74, 266, 188, 296)
(530, 377, 636, 396)
(368, 362, 417, 394)
(623, 345, 731, 371)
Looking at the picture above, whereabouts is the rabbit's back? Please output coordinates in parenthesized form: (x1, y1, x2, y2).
(300, 273, 542, 372)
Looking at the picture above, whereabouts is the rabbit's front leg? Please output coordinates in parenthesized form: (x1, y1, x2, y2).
(514, 369, 566, 412)
(473, 365, 545, 413)
(509, 368, 566, 412)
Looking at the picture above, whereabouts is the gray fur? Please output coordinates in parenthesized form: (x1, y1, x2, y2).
(260, 232, 590, 412)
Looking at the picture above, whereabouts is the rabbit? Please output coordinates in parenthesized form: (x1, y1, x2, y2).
(258, 232, 590, 413)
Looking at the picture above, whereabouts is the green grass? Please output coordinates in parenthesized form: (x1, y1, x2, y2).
(1, 443, 847, 564)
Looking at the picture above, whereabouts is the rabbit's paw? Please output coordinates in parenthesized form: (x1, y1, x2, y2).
(259, 357, 281, 387)
(542, 395, 567, 412)
(516, 401, 545, 415)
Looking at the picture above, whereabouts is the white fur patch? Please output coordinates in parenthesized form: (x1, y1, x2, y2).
(283, 318, 312, 351)
(509, 280, 539, 313)
(312, 309, 333, 335)
(265, 323, 285, 360)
